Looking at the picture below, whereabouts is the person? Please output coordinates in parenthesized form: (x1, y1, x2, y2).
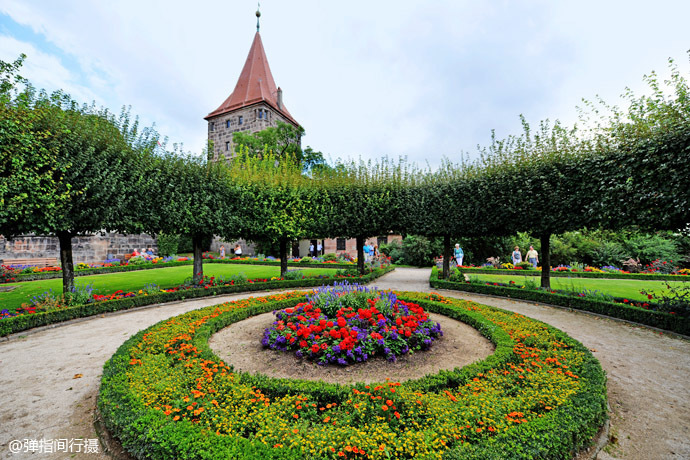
(309, 243, 315, 257)
(146, 247, 154, 257)
(219, 245, 226, 259)
(317, 242, 323, 256)
(511, 246, 522, 265)
(453, 244, 464, 267)
(131, 248, 140, 257)
(526, 245, 539, 267)
(234, 243, 242, 257)
(373, 244, 379, 258)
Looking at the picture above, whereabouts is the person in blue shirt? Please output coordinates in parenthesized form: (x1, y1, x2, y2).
(454, 244, 464, 267)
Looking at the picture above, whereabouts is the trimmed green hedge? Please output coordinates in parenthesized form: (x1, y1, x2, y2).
(5, 260, 194, 282)
(98, 290, 607, 459)
(205, 258, 356, 269)
(431, 267, 690, 336)
(0, 266, 394, 337)
(459, 267, 689, 281)
(4, 259, 357, 283)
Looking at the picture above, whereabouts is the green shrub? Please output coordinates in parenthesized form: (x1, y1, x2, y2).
(322, 252, 337, 262)
(623, 233, 680, 265)
(401, 235, 439, 267)
(282, 270, 304, 280)
(299, 256, 313, 263)
(156, 232, 179, 256)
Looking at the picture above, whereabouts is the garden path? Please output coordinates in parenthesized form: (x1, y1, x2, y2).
(0, 269, 687, 459)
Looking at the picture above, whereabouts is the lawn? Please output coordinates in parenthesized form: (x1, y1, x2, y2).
(467, 273, 686, 302)
(0, 264, 336, 313)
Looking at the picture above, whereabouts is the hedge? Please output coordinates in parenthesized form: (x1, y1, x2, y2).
(0, 266, 394, 337)
(459, 267, 690, 282)
(3, 259, 357, 283)
(98, 289, 607, 459)
(430, 267, 690, 336)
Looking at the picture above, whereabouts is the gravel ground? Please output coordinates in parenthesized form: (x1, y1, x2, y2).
(0, 268, 688, 459)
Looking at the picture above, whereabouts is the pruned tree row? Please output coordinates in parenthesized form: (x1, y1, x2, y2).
(2, 54, 689, 293)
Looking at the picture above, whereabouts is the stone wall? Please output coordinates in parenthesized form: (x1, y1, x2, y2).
(207, 102, 297, 162)
(0, 233, 157, 265)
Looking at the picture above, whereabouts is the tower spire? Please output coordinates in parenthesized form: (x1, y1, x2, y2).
(256, 2, 261, 32)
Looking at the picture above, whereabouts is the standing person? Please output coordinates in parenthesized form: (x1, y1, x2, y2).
(219, 245, 226, 259)
(373, 244, 379, 258)
(454, 244, 464, 267)
(309, 242, 315, 257)
(234, 243, 242, 257)
(511, 246, 522, 265)
(317, 242, 323, 256)
(526, 245, 539, 267)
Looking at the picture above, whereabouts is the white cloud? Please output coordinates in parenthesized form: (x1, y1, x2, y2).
(1, 0, 689, 167)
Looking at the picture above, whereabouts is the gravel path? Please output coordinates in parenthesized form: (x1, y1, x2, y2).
(0, 269, 688, 459)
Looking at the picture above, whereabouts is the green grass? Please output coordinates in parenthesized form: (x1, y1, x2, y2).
(468, 273, 687, 301)
(0, 264, 336, 313)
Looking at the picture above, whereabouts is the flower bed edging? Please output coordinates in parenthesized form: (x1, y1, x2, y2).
(98, 290, 607, 459)
(430, 268, 690, 336)
(0, 267, 394, 337)
(460, 267, 688, 281)
(4, 260, 195, 283)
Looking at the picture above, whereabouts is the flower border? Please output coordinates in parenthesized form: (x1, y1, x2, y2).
(98, 289, 607, 459)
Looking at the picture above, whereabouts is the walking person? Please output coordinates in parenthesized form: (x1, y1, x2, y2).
(234, 243, 242, 257)
(511, 246, 522, 265)
(317, 242, 323, 256)
(309, 243, 315, 257)
(454, 244, 464, 267)
(219, 245, 226, 259)
(526, 245, 539, 267)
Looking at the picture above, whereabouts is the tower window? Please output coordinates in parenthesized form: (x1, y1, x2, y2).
(210, 122, 215, 131)
(226, 120, 231, 128)
(238, 115, 243, 125)
(225, 141, 230, 151)
(258, 110, 263, 119)
(336, 238, 346, 251)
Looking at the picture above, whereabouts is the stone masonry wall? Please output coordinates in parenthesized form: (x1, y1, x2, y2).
(0, 233, 157, 265)
(207, 102, 296, 162)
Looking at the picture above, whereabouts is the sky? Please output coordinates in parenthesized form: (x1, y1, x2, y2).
(1, 1, 688, 168)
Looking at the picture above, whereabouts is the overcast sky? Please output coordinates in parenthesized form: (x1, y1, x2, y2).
(1, 1, 688, 168)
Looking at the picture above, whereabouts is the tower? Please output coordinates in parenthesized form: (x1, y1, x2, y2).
(205, 7, 301, 162)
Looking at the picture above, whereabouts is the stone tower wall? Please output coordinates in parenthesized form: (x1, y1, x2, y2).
(207, 103, 296, 162)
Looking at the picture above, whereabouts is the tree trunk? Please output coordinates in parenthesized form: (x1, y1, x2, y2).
(57, 231, 75, 295)
(192, 234, 204, 284)
(442, 234, 451, 279)
(356, 235, 365, 275)
(279, 238, 288, 277)
(540, 232, 551, 290)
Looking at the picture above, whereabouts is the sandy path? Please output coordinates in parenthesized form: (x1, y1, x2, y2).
(0, 269, 688, 459)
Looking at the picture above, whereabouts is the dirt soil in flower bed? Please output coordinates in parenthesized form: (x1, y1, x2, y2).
(209, 312, 494, 384)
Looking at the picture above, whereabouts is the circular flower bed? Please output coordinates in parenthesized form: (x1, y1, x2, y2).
(99, 290, 607, 459)
(262, 283, 442, 365)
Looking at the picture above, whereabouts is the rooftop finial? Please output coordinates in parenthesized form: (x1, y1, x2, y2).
(256, 2, 261, 32)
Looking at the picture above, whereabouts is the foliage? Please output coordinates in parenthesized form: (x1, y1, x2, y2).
(400, 235, 441, 267)
(642, 281, 690, 317)
(156, 233, 179, 256)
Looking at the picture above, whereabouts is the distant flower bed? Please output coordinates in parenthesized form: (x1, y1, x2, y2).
(0, 271, 387, 322)
(262, 283, 442, 365)
(0, 256, 192, 283)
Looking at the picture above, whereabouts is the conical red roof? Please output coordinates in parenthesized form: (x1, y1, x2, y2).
(205, 32, 298, 126)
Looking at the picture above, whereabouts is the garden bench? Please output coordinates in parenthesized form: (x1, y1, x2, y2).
(3, 257, 59, 268)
